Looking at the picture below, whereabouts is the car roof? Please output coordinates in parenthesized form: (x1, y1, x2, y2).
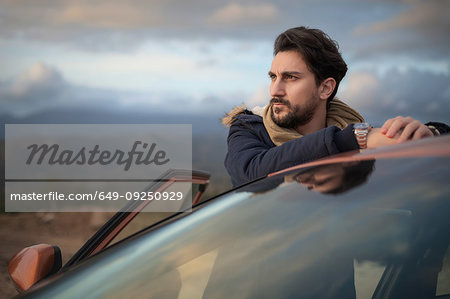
(268, 134, 450, 177)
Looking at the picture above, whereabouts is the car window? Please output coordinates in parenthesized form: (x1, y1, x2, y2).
(177, 249, 219, 299)
(107, 182, 197, 248)
(62, 170, 210, 269)
(436, 245, 450, 296)
(353, 244, 450, 299)
(354, 260, 386, 299)
(114, 243, 450, 299)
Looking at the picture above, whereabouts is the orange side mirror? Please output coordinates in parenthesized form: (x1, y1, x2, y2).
(8, 244, 62, 293)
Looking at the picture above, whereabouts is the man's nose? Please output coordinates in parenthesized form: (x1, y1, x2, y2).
(270, 78, 286, 98)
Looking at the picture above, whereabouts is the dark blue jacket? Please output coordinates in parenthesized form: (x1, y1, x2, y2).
(224, 112, 359, 187)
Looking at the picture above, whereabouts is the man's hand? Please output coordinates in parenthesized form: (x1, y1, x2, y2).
(367, 128, 398, 148)
(380, 116, 433, 143)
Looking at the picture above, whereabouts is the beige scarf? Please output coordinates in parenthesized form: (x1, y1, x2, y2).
(263, 98, 364, 146)
(222, 98, 364, 146)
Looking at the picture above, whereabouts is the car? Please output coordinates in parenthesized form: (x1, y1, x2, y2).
(9, 135, 450, 298)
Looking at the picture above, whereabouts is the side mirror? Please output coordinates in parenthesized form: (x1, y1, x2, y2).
(8, 244, 62, 293)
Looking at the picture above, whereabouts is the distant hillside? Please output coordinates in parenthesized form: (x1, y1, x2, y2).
(0, 107, 226, 134)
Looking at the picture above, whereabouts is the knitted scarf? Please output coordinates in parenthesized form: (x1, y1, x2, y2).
(263, 98, 364, 146)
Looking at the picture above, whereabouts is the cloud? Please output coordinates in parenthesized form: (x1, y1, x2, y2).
(0, 62, 251, 117)
(1, 0, 449, 123)
(352, 0, 450, 59)
(0, 0, 170, 51)
(0, 1, 280, 53)
(340, 71, 380, 109)
(0, 63, 67, 115)
(208, 3, 279, 26)
(356, 0, 449, 35)
(2, 0, 447, 60)
(340, 68, 450, 124)
(0, 63, 139, 116)
(0, 0, 326, 50)
(246, 84, 270, 108)
(10, 63, 65, 97)
(55, 2, 164, 29)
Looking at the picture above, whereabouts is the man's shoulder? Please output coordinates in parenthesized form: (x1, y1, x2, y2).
(222, 104, 264, 127)
(233, 112, 263, 124)
(223, 105, 274, 148)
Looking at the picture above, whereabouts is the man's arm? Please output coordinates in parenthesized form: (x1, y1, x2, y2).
(224, 120, 358, 187)
(365, 116, 446, 148)
(225, 115, 441, 187)
(367, 128, 399, 148)
(380, 116, 434, 142)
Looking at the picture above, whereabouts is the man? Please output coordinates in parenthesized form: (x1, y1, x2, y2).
(223, 26, 445, 187)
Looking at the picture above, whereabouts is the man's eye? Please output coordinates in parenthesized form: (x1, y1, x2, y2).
(286, 75, 296, 80)
(269, 74, 276, 80)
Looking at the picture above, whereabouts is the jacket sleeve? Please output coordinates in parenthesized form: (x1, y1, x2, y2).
(425, 122, 450, 135)
(224, 120, 359, 187)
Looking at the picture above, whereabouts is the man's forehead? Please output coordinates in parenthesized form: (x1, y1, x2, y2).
(270, 50, 308, 72)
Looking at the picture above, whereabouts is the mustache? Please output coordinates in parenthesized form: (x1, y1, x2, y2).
(270, 98, 291, 107)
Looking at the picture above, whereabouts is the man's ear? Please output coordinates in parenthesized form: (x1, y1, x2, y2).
(319, 78, 336, 101)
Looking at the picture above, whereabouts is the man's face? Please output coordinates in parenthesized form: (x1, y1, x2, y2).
(294, 164, 345, 193)
(268, 50, 321, 128)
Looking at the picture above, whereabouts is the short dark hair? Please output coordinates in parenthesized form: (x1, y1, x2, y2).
(274, 26, 347, 101)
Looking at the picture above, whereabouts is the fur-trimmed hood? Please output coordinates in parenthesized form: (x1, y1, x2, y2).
(221, 104, 266, 127)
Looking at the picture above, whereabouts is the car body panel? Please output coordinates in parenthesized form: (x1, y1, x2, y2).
(269, 135, 450, 177)
(21, 136, 450, 298)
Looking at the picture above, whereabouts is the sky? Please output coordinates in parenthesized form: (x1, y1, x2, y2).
(1, 0, 449, 124)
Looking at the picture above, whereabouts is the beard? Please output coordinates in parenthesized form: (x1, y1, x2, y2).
(270, 97, 319, 129)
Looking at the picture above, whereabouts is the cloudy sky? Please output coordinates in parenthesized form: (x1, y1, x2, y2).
(1, 0, 449, 124)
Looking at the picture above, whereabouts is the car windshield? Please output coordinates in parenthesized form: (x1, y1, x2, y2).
(29, 156, 450, 299)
